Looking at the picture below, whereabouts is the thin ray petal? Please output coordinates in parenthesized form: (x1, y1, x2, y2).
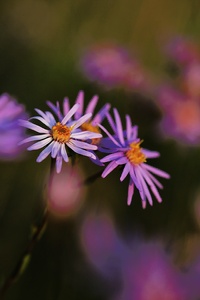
(61, 104, 79, 125)
(28, 137, 52, 150)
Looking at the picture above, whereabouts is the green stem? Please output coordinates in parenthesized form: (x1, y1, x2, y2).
(0, 209, 48, 299)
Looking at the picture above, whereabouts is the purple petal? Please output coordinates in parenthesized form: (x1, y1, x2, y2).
(63, 97, 70, 115)
(143, 164, 170, 178)
(92, 103, 111, 125)
(35, 108, 50, 121)
(28, 137, 52, 150)
(19, 134, 50, 145)
(71, 113, 92, 130)
(126, 115, 132, 141)
(142, 167, 163, 189)
(61, 144, 69, 162)
(45, 111, 57, 127)
(71, 130, 102, 140)
(36, 141, 54, 162)
(75, 91, 84, 119)
(134, 167, 146, 202)
(56, 155, 63, 173)
(113, 108, 125, 145)
(51, 141, 61, 158)
(136, 166, 153, 206)
(19, 120, 49, 134)
(46, 101, 63, 121)
(106, 112, 116, 133)
(30, 116, 51, 128)
(98, 124, 121, 147)
(61, 103, 79, 125)
(116, 156, 128, 165)
(127, 178, 134, 205)
(129, 167, 143, 196)
(67, 141, 96, 160)
(142, 149, 160, 158)
(70, 139, 97, 150)
(101, 161, 118, 178)
(139, 166, 162, 203)
(101, 152, 124, 163)
(85, 95, 98, 115)
(130, 125, 138, 141)
(120, 162, 130, 181)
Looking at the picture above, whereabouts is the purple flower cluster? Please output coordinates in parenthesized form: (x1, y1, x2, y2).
(157, 37, 200, 145)
(20, 92, 105, 173)
(80, 43, 149, 92)
(0, 93, 28, 160)
(20, 90, 169, 208)
(81, 213, 200, 300)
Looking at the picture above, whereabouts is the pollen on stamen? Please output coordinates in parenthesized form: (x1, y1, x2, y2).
(52, 122, 71, 143)
(81, 122, 101, 145)
(126, 140, 146, 165)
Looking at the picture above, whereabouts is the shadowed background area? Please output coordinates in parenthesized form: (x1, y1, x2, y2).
(1, 0, 200, 299)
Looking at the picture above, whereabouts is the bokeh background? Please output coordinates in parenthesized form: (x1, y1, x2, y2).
(1, 0, 200, 299)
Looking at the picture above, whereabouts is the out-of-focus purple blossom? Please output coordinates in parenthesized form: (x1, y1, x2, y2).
(182, 63, 200, 98)
(165, 36, 200, 67)
(157, 86, 200, 145)
(80, 43, 148, 92)
(99, 108, 170, 208)
(80, 213, 126, 280)
(46, 163, 86, 218)
(19, 102, 102, 173)
(80, 213, 200, 300)
(0, 93, 28, 160)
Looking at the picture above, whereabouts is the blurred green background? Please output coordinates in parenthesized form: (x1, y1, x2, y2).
(1, 0, 200, 299)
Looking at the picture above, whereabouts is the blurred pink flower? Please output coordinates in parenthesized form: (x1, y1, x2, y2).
(157, 86, 200, 145)
(165, 36, 200, 67)
(182, 63, 200, 98)
(80, 43, 148, 92)
(80, 213, 124, 279)
(46, 163, 86, 218)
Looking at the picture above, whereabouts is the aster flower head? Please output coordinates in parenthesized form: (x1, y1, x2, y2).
(19, 102, 102, 173)
(0, 93, 28, 160)
(47, 91, 110, 145)
(99, 108, 170, 208)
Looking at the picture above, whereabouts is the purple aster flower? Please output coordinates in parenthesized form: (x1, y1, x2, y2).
(99, 108, 170, 208)
(0, 93, 28, 160)
(19, 102, 102, 173)
(47, 91, 110, 165)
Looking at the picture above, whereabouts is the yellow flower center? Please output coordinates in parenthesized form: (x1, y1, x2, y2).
(81, 122, 101, 145)
(52, 122, 71, 143)
(126, 140, 146, 165)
